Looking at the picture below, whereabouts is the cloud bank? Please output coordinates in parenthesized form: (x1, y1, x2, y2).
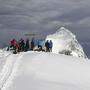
(0, 0, 90, 57)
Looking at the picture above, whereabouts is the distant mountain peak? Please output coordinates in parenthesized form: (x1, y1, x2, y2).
(46, 27, 87, 59)
(60, 27, 66, 30)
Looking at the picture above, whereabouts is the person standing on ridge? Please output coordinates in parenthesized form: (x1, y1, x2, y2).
(14, 41, 20, 54)
(10, 39, 16, 50)
(25, 38, 30, 51)
(38, 40, 43, 51)
(45, 40, 50, 52)
(10, 39, 19, 54)
(10, 39, 15, 48)
(49, 40, 53, 52)
(18, 38, 25, 52)
(31, 38, 35, 50)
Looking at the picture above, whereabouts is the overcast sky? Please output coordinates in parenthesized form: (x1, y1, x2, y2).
(0, 0, 90, 57)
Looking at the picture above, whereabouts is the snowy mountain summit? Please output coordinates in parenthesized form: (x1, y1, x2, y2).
(46, 27, 87, 58)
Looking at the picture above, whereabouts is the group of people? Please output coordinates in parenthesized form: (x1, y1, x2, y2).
(8, 38, 53, 54)
(9, 38, 29, 54)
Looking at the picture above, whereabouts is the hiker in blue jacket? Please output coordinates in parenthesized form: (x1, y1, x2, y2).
(38, 40, 45, 51)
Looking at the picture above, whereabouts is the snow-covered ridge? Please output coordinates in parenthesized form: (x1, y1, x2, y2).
(46, 27, 87, 59)
(0, 51, 90, 90)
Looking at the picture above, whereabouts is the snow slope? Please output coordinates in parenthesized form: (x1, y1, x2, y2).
(0, 51, 90, 90)
(46, 27, 87, 58)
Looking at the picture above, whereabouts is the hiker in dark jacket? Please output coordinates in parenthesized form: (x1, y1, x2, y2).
(49, 40, 53, 52)
(13, 41, 20, 54)
(31, 38, 35, 50)
(18, 38, 25, 52)
(45, 40, 50, 52)
(25, 39, 30, 51)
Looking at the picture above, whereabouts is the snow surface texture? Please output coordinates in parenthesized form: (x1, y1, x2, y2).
(0, 51, 90, 90)
(46, 27, 87, 59)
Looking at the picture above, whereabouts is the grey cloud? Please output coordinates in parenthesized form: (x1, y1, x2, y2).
(0, 0, 90, 57)
(52, 7, 90, 23)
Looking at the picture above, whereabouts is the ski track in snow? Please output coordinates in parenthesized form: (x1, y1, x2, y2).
(1, 52, 51, 90)
(0, 51, 11, 72)
(0, 53, 24, 90)
(0, 51, 45, 90)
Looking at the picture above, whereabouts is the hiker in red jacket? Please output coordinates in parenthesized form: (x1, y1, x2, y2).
(10, 39, 20, 54)
(10, 39, 16, 49)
